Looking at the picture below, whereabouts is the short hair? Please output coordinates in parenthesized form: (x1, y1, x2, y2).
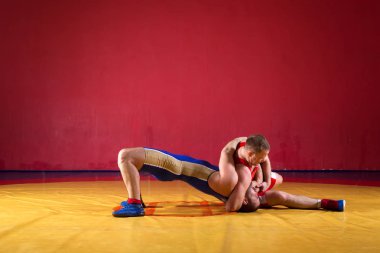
(245, 134, 270, 153)
(238, 185, 260, 213)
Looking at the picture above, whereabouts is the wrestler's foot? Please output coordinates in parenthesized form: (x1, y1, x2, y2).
(321, 199, 345, 212)
(112, 202, 145, 217)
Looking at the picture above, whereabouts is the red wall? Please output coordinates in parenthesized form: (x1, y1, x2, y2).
(0, 0, 379, 171)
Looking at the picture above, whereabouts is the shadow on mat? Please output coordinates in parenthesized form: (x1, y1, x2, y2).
(113, 201, 233, 217)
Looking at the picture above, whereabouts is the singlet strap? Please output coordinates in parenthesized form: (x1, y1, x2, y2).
(234, 142, 251, 168)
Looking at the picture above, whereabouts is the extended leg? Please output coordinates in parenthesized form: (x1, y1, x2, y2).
(264, 190, 319, 209)
(262, 190, 345, 211)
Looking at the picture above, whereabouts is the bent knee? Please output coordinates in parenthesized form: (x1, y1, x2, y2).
(118, 148, 145, 169)
(118, 148, 133, 165)
(275, 173, 283, 185)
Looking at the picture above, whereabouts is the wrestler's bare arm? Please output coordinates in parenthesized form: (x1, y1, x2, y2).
(252, 165, 263, 192)
(260, 157, 272, 191)
(225, 165, 251, 212)
(253, 165, 263, 183)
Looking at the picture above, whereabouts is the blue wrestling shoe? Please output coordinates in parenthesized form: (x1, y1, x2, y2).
(112, 203, 145, 217)
(337, 200, 346, 212)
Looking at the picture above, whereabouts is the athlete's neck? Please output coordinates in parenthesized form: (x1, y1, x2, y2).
(237, 146, 248, 161)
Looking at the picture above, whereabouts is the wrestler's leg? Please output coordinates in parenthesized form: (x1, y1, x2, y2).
(263, 190, 319, 209)
(113, 148, 146, 217)
(262, 190, 345, 211)
(117, 147, 145, 200)
(264, 172, 283, 192)
(272, 172, 283, 188)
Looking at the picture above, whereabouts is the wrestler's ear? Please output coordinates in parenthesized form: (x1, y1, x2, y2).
(243, 198, 248, 205)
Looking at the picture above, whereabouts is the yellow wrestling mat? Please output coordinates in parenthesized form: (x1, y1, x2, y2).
(1, 180, 379, 253)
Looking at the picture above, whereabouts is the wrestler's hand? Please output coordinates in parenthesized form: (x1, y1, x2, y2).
(258, 182, 269, 192)
(251, 181, 261, 193)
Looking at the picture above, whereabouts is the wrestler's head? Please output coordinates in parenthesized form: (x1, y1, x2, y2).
(238, 185, 260, 212)
(245, 134, 270, 166)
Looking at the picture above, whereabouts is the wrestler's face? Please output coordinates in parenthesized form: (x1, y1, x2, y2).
(240, 187, 260, 212)
(243, 187, 259, 204)
(246, 149, 269, 166)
